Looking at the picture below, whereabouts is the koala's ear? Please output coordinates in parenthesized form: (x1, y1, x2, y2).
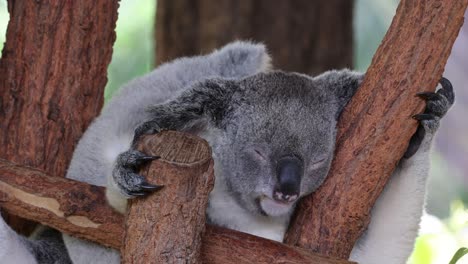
(148, 78, 239, 132)
(313, 69, 365, 119)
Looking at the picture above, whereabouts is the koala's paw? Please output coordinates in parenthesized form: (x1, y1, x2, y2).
(112, 149, 162, 197)
(132, 120, 161, 146)
(404, 77, 455, 158)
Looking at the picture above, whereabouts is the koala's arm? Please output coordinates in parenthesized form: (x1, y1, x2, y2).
(107, 77, 243, 212)
(349, 79, 454, 264)
(65, 41, 270, 213)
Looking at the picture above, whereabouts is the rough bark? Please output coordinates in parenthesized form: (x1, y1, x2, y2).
(0, 136, 352, 264)
(202, 226, 353, 264)
(0, 158, 123, 249)
(155, 0, 353, 75)
(0, 0, 119, 234)
(122, 131, 214, 264)
(284, 0, 468, 259)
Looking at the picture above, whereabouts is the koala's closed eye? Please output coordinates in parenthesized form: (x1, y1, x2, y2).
(253, 149, 268, 161)
(244, 146, 269, 162)
(308, 155, 329, 170)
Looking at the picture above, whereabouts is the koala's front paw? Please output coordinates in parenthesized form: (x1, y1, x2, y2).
(113, 149, 163, 197)
(132, 120, 161, 147)
(404, 77, 455, 158)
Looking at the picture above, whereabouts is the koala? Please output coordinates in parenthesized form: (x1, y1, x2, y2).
(0, 41, 455, 264)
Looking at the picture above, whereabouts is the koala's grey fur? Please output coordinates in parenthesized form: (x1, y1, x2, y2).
(0, 41, 454, 264)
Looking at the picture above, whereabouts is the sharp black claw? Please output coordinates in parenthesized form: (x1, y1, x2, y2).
(140, 182, 164, 191)
(439, 77, 453, 93)
(412, 113, 435, 121)
(416, 92, 442, 101)
(438, 77, 455, 105)
(140, 155, 161, 162)
(132, 121, 161, 146)
(127, 191, 148, 197)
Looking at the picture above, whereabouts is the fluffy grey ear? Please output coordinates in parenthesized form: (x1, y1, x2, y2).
(313, 69, 365, 119)
(147, 78, 239, 132)
(211, 41, 272, 77)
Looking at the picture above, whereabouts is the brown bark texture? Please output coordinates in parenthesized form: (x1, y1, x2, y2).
(122, 131, 214, 264)
(0, 135, 353, 264)
(202, 226, 354, 264)
(0, 0, 119, 233)
(284, 0, 468, 259)
(0, 158, 123, 248)
(155, 0, 353, 75)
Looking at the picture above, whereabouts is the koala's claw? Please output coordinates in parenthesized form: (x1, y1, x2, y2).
(113, 150, 164, 197)
(138, 155, 161, 163)
(416, 92, 443, 101)
(126, 190, 149, 197)
(439, 77, 455, 104)
(412, 113, 435, 121)
(126, 182, 164, 196)
(404, 77, 455, 159)
(140, 181, 163, 191)
(132, 120, 161, 146)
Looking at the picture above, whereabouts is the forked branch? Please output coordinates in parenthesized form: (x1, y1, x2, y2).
(285, 0, 468, 259)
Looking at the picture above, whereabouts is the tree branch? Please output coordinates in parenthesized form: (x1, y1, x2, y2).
(0, 135, 352, 264)
(284, 0, 468, 259)
(122, 131, 214, 263)
(0, 159, 123, 249)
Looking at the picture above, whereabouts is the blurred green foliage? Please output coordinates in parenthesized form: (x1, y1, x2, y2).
(105, 0, 156, 100)
(410, 202, 468, 264)
(449, 248, 468, 264)
(354, 0, 398, 70)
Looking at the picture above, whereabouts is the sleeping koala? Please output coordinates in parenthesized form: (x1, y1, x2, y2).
(0, 41, 454, 264)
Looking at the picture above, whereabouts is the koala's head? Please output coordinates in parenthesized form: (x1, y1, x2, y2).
(205, 70, 363, 218)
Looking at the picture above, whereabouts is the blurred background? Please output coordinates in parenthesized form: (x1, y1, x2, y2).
(0, 0, 466, 263)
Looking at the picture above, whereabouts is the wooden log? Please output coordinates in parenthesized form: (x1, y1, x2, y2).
(284, 0, 468, 259)
(202, 226, 353, 264)
(0, 0, 119, 234)
(0, 132, 352, 264)
(122, 131, 214, 263)
(0, 158, 123, 249)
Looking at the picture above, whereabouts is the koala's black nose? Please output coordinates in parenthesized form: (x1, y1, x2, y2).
(274, 156, 302, 203)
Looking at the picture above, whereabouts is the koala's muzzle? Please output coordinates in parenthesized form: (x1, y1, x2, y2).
(274, 156, 302, 203)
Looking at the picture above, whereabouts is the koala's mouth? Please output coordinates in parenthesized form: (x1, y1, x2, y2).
(257, 195, 295, 217)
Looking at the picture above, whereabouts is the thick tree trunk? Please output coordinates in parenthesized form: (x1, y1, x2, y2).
(284, 0, 468, 259)
(155, 0, 354, 75)
(122, 132, 214, 264)
(0, 0, 118, 234)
